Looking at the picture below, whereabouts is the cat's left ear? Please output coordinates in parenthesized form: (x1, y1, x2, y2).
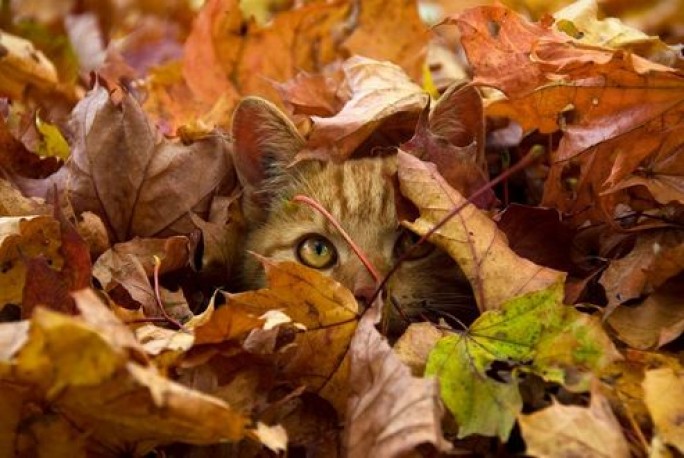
(231, 97, 304, 189)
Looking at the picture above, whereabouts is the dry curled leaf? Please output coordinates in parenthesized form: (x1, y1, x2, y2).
(397, 150, 564, 311)
(519, 386, 630, 458)
(344, 307, 449, 457)
(59, 82, 235, 242)
(300, 57, 429, 162)
(226, 258, 359, 414)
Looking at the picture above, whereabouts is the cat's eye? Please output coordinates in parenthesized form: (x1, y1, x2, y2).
(296, 235, 338, 269)
(394, 230, 434, 260)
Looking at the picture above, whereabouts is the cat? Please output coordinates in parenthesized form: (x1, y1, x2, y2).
(231, 97, 475, 332)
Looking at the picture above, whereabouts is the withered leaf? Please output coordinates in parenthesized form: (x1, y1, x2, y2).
(63, 82, 235, 242)
(344, 308, 448, 457)
(451, 4, 684, 224)
(600, 230, 684, 313)
(0, 215, 62, 310)
(342, 0, 429, 82)
(401, 82, 493, 208)
(0, 293, 247, 454)
(519, 386, 630, 458)
(226, 258, 359, 414)
(300, 57, 428, 162)
(0, 30, 59, 100)
(398, 151, 564, 311)
(607, 279, 684, 349)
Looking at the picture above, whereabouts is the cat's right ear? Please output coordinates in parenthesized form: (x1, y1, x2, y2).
(231, 97, 304, 190)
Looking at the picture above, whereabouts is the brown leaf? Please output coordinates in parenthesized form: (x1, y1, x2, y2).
(63, 82, 235, 242)
(600, 230, 684, 313)
(189, 194, 245, 283)
(447, 5, 569, 97)
(519, 386, 630, 458)
(606, 278, 684, 349)
(182, 0, 242, 107)
(450, 5, 684, 224)
(398, 151, 564, 311)
(21, 255, 75, 318)
(93, 236, 192, 316)
(226, 258, 359, 413)
(0, 30, 59, 100)
(343, 309, 449, 456)
(393, 322, 446, 376)
(193, 297, 264, 346)
(496, 204, 578, 274)
(275, 63, 348, 117)
(0, 178, 52, 216)
(300, 57, 428, 162)
(235, 1, 351, 104)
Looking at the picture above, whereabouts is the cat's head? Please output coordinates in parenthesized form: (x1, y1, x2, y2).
(231, 97, 474, 331)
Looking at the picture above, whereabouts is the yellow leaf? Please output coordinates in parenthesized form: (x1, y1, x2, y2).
(227, 258, 359, 413)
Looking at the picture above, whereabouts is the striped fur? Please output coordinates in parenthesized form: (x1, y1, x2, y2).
(232, 97, 475, 332)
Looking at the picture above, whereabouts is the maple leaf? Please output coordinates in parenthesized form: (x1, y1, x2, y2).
(342, 0, 429, 82)
(225, 258, 359, 414)
(275, 62, 348, 117)
(519, 385, 631, 458)
(397, 150, 564, 311)
(344, 306, 449, 456)
(56, 82, 236, 242)
(449, 4, 684, 224)
(426, 281, 620, 440)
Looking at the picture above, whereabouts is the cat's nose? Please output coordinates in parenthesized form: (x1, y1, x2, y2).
(354, 285, 378, 306)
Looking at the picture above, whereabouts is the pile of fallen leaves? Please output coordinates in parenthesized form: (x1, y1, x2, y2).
(1, 0, 684, 456)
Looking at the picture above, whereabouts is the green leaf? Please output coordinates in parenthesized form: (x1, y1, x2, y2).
(426, 281, 620, 440)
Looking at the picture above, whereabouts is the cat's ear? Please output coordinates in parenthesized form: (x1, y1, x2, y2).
(231, 97, 304, 189)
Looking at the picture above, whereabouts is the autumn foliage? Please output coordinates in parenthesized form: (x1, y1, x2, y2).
(1, 0, 684, 456)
